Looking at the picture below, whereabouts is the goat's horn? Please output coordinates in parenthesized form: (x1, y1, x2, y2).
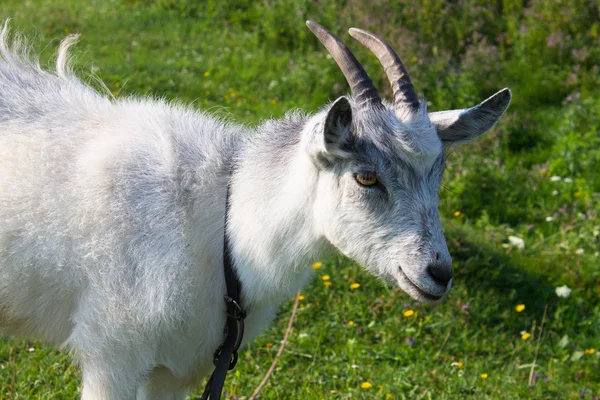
(348, 28, 419, 112)
(306, 21, 382, 110)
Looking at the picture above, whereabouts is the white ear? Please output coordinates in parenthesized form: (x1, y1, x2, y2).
(429, 88, 512, 146)
(308, 97, 354, 165)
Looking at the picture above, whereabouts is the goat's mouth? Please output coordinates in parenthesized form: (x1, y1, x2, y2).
(396, 267, 445, 302)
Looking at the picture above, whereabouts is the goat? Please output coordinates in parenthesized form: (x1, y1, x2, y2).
(0, 20, 511, 399)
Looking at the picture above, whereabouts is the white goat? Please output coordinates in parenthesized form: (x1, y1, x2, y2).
(0, 20, 511, 399)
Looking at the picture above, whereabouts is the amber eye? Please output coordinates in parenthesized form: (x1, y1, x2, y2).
(354, 172, 378, 186)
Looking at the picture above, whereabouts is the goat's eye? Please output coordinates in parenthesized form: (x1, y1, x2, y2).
(354, 172, 378, 186)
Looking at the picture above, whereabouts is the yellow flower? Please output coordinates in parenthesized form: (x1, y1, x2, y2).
(324, 281, 332, 287)
(454, 211, 461, 217)
(297, 295, 305, 301)
(322, 275, 330, 281)
(360, 382, 372, 389)
(585, 348, 596, 355)
(348, 321, 355, 326)
(480, 373, 488, 379)
(203, 71, 210, 77)
(386, 394, 392, 399)
(270, 99, 277, 105)
(265, 343, 272, 349)
(350, 283, 361, 290)
(204, 90, 210, 95)
(515, 304, 525, 312)
(457, 362, 463, 368)
(312, 261, 323, 269)
(521, 332, 531, 340)
(403, 310, 415, 317)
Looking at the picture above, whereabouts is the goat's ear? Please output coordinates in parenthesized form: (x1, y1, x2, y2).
(308, 97, 354, 164)
(429, 88, 511, 146)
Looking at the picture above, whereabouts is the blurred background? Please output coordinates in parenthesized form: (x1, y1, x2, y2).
(0, 0, 598, 398)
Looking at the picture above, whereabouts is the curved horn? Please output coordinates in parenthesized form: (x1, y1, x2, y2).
(348, 28, 419, 112)
(306, 21, 382, 110)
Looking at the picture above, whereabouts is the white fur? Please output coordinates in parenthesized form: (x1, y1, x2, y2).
(0, 22, 510, 399)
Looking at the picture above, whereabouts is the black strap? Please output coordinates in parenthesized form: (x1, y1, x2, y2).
(197, 173, 246, 400)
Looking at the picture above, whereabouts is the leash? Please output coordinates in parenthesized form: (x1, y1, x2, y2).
(198, 173, 246, 400)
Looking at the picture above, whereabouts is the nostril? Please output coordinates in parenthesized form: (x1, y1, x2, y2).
(427, 263, 453, 287)
(434, 252, 440, 261)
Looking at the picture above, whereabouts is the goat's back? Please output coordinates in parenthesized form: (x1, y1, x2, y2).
(0, 30, 244, 346)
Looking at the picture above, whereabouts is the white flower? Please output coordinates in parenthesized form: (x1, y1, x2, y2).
(351, 364, 360, 369)
(575, 248, 584, 254)
(564, 177, 573, 183)
(551, 190, 559, 196)
(298, 333, 309, 338)
(555, 285, 572, 298)
(545, 216, 554, 222)
(508, 236, 525, 249)
(550, 176, 561, 182)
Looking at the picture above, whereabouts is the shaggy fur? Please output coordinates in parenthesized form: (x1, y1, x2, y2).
(0, 22, 511, 399)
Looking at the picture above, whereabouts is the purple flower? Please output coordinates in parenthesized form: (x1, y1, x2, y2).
(543, 375, 549, 382)
(579, 390, 585, 398)
(405, 337, 415, 346)
(462, 304, 470, 311)
(403, 303, 411, 309)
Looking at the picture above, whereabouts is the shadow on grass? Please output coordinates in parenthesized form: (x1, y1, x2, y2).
(443, 221, 558, 330)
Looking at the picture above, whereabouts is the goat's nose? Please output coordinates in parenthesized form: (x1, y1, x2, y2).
(427, 262, 453, 287)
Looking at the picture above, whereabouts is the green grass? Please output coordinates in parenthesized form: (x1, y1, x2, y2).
(0, 0, 598, 399)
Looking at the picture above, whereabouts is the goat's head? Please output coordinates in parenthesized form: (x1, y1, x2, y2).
(304, 21, 511, 303)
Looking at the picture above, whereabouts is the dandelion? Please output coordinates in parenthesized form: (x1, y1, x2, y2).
(480, 373, 488, 379)
(348, 321, 355, 326)
(521, 332, 532, 340)
(584, 348, 595, 355)
(312, 261, 323, 269)
(297, 295, 305, 301)
(361, 382, 373, 389)
(403, 310, 415, 317)
(321, 275, 330, 281)
(270, 99, 277, 105)
(515, 304, 525, 312)
(386, 394, 392, 399)
(453, 211, 461, 217)
(203, 71, 210, 77)
(350, 283, 361, 290)
(324, 281, 332, 287)
(265, 343, 272, 349)
(508, 236, 525, 249)
(555, 285, 572, 298)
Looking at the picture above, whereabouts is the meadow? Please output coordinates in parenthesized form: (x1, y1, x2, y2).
(0, 0, 598, 399)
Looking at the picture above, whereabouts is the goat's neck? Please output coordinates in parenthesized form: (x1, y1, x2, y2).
(227, 119, 330, 310)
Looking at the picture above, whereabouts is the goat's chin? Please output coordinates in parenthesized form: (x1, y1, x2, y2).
(390, 270, 450, 304)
